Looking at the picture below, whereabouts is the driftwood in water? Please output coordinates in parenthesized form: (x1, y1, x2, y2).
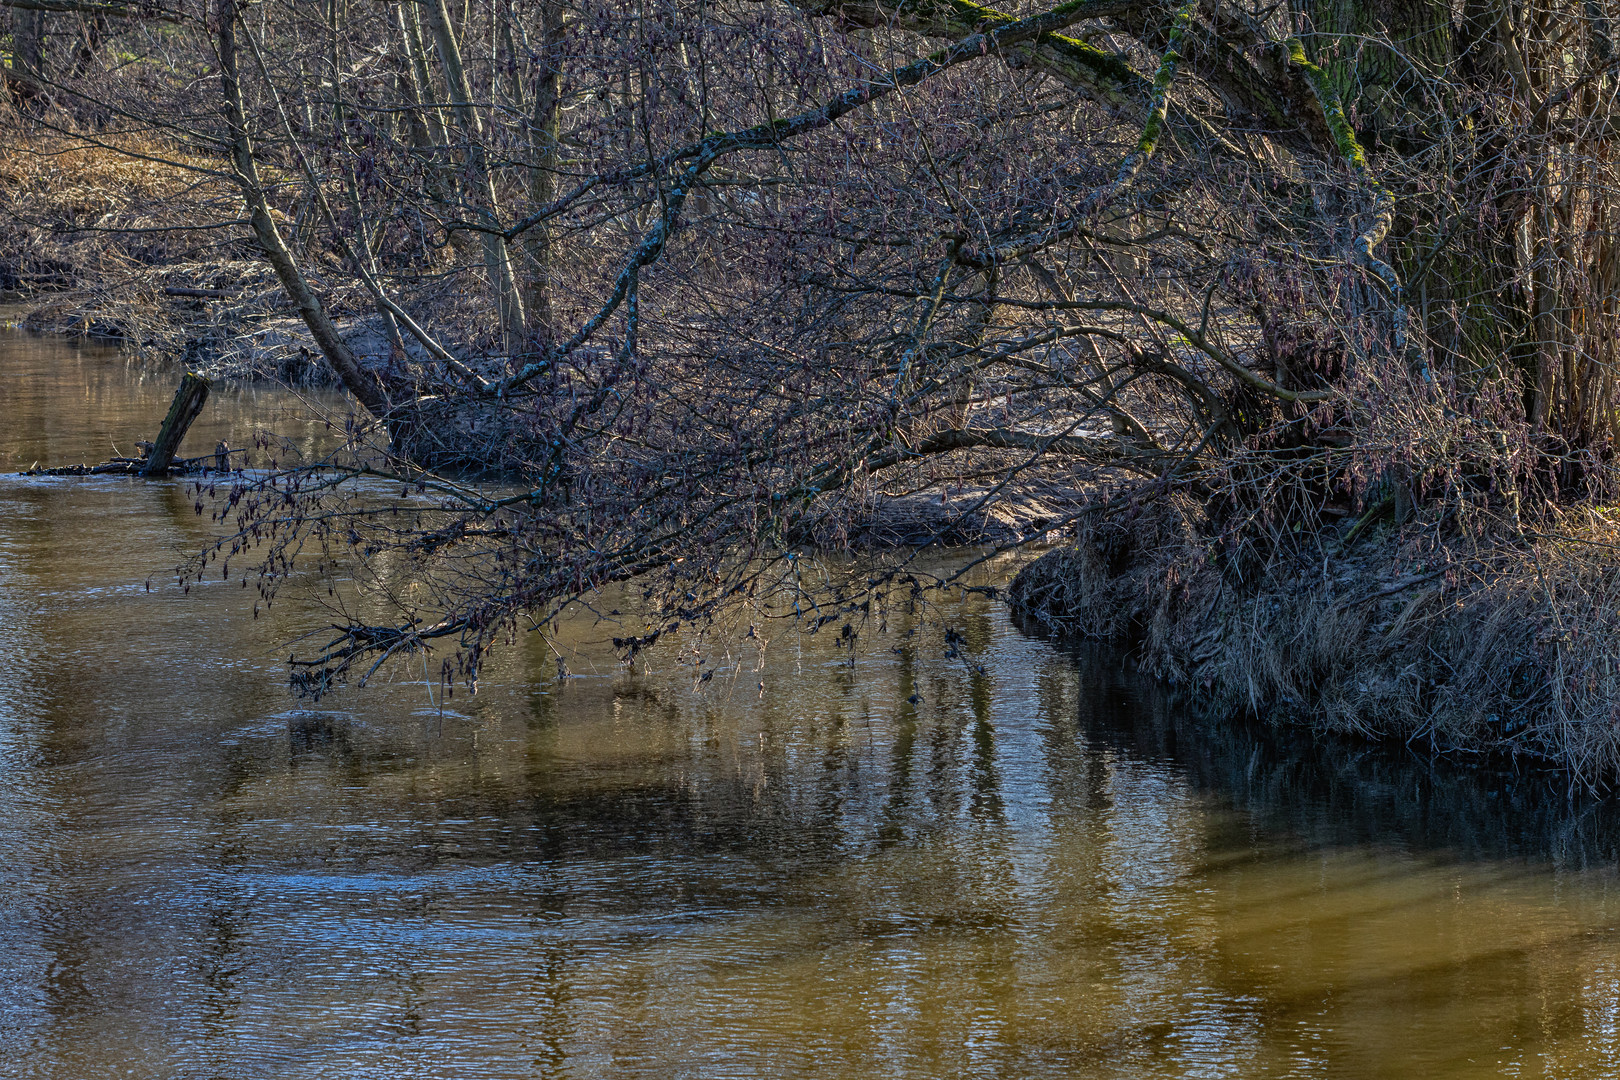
(23, 372, 231, 478)
(141, 372, 209, 475)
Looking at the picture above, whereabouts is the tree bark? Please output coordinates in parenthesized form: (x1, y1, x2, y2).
(421, 0, 527, 348)
(141, 373, 210, 476)
(10, 7, 47, 107)
(523, 0, 565, 338)
(216, 0, 389, 418)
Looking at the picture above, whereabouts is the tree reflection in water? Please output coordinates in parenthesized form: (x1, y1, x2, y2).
(2, 331, 1620, 1078)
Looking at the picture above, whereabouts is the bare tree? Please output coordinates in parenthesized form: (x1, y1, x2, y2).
(1, 0, 1616, 696)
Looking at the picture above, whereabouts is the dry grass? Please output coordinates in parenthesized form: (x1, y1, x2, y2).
(1011, 502, 1620, 785)
(0, 131, 218, 202)
(0, 130, 353, 381)
(0, 130, 230, 285)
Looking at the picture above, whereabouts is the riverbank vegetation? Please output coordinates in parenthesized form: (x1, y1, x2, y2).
(2, 0, 1619, 778)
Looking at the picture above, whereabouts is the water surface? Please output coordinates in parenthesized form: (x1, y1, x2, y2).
(2, 330, 1619, 1079)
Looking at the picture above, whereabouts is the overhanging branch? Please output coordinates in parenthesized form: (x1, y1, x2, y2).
(0, 0, 185, 20)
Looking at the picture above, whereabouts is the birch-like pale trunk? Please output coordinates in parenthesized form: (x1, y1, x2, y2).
(420, 0, 527, 348)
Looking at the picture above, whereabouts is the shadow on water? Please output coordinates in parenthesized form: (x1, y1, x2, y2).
(1049, 634, 1620, 871)
(285, 711, 352, 757)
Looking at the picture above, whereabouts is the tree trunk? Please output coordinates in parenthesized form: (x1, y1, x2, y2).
(141, 373, 210, 476)
(216, 0, 390, 419)
(421, 0, 527, 349)
(524, 0, 565, 339)
(10, 8, 47, 108)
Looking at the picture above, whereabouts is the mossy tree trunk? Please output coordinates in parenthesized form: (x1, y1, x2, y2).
(1294, 0, 1618, 483)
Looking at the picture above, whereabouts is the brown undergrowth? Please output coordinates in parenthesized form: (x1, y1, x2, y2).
(0, 130, 370, 384)
(1011, 501, 1620, 784)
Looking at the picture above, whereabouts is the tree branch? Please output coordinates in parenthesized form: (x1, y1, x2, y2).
(0, 0, 184, 22)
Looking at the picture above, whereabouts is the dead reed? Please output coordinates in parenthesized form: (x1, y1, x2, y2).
(1012, 503, 1620, 785)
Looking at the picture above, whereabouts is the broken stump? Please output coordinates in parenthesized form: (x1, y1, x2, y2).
(20, 372, 220, 478)
(141, 372, 210, 476)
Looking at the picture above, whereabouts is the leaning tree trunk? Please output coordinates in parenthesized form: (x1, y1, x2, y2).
(141, 373, 210, 476)
(215, 0, 390, 420)
(420, 0, 528, 350)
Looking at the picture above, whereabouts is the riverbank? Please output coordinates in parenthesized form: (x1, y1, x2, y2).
(1009, 496, 1620, 783)
(0, 133, 399, 387)
(0, 135, 1095, 540)
(22, 134, 1610, 767)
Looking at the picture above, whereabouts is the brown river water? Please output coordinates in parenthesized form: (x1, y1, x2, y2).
(2, 328, 1620, 1078)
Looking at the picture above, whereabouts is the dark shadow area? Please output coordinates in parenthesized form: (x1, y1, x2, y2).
(1048, 634, 1620, 871)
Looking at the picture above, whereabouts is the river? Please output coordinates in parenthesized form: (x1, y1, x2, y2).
(1, 328, 1619, 1078)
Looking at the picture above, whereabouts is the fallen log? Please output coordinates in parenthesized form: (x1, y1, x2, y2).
(162, 286, 235, 299)
(20, 372, 233, 478)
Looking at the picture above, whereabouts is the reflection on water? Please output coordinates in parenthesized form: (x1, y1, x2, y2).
(0, 328, 344, 475)
(2, 330, 1620, 1078)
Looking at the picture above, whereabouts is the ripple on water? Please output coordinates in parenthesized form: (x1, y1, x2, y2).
(4, 331, 1620, 1078)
